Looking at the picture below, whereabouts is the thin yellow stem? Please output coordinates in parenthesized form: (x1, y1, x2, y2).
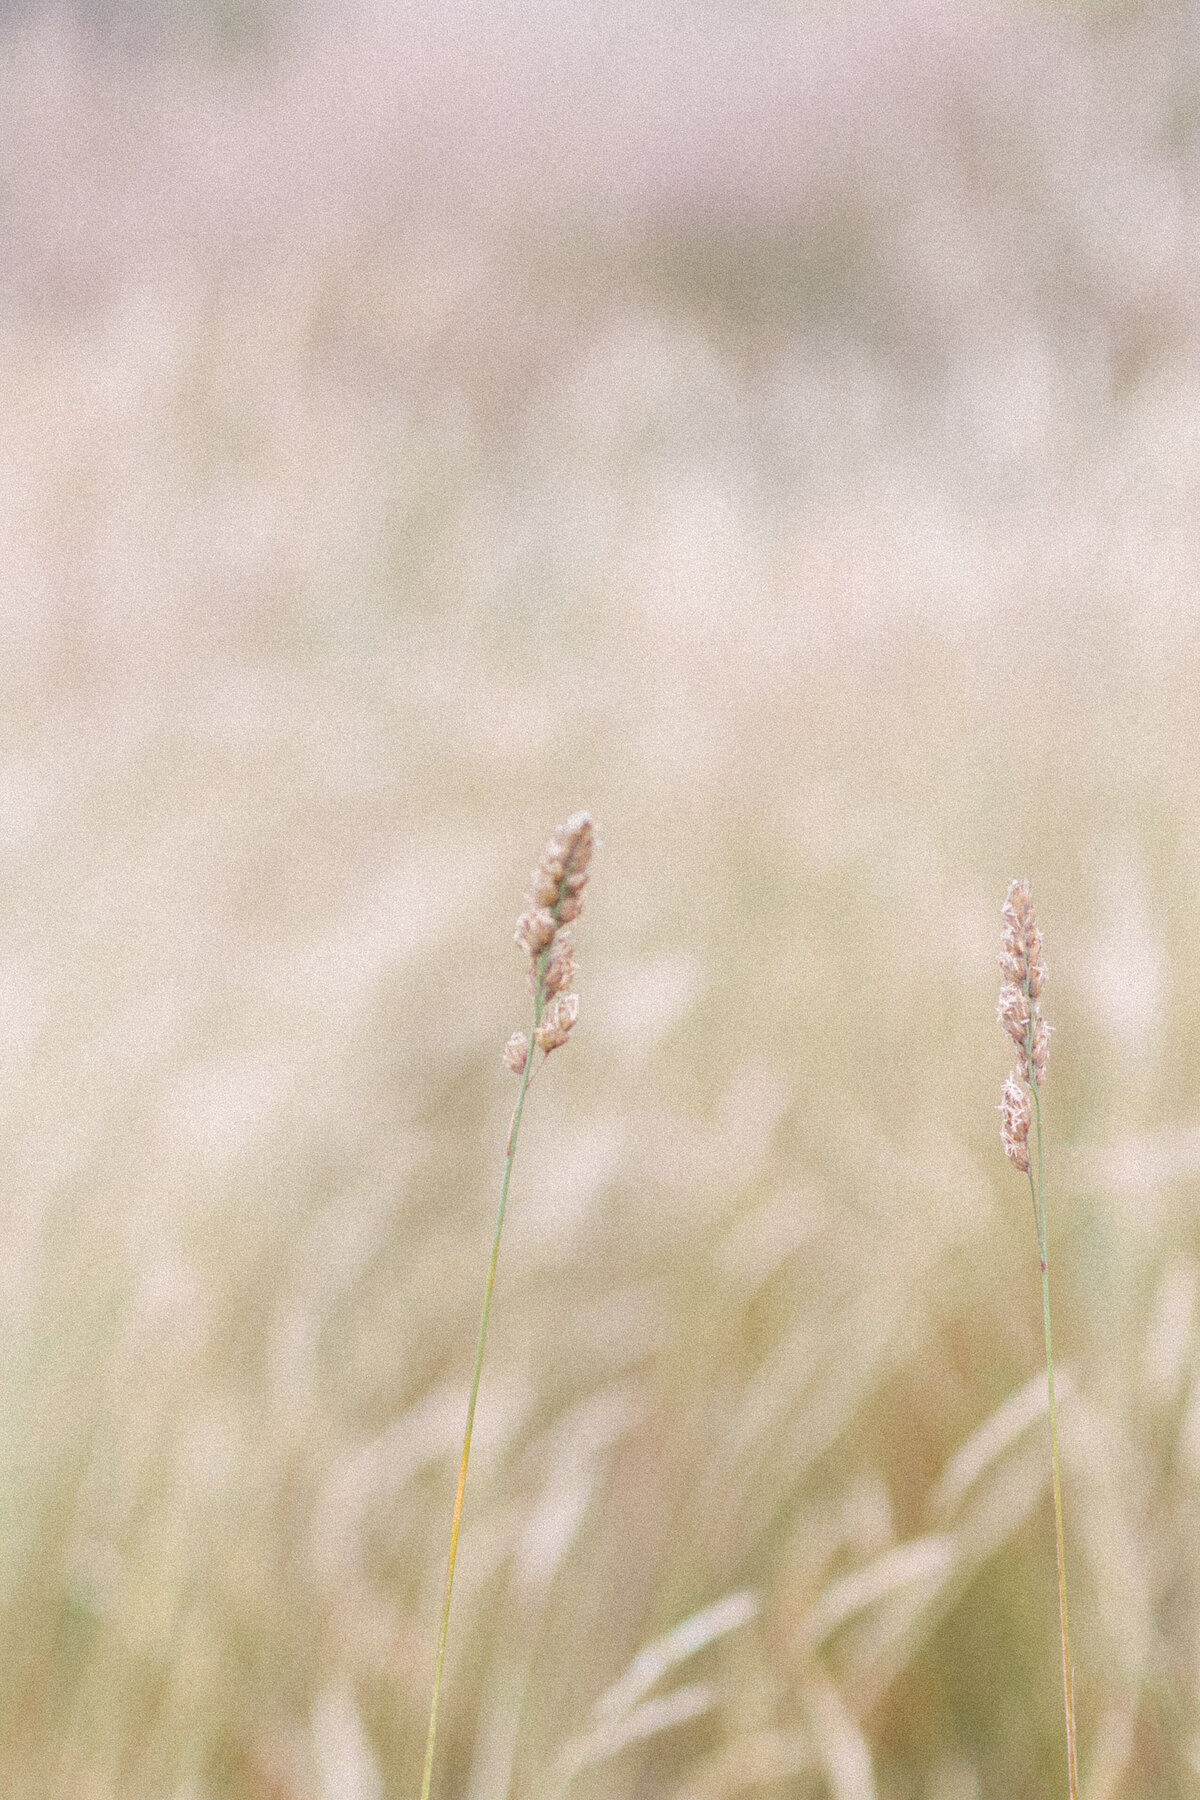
(419, 985, 543, 1800)
(1029, 1074, 1079, 1800)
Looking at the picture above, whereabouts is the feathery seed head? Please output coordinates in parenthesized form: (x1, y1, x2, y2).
(999, 1074, 1032, 1173)
(996, 876, 1050, 1174)
(531, 861, 565, 907)
(997, 878, 1050, 1088)
(1001, 878, 1044, 987)
(998, 949, 1026, 985)
(508, 813, 594, 1065)
(542, 932, 577, 998)
(998, 981, 1031, 1047)
(515, 907, 557, 958)
(535, 991, 579, 1053)
(516, 815, 595, 974)
(531, 813, 594, 923)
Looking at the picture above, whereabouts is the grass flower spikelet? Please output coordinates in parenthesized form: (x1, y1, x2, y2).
(535, 990, 579, 1052)
(999, 1073, 1031, 1173)
(420, 814, 596, 1800)
(1000, 876, 1050, 1082)
(511, 811, 593, 1064)
(996, 877, 1078, 1800)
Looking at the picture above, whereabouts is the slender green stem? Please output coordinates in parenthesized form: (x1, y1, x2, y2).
(419, 987, 542, 1800)
(1028, 1074, 1079, 1800)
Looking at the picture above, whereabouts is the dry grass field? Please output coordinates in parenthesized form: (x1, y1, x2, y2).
(3, 3, 1200, 1795)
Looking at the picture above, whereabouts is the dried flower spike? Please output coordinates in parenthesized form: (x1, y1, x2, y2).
(510, 811, 594, 1066)
(994, 877, 1078, 1800)
(542, 932, 577, 999)
(535, 991, 579, 1053)
(423, 813, 597, 1800)
(999, 1072, 1031, 1173)
(528, 813, 594, 937)
(515, 907, 557, 959)
(998, 877, 1050, 1087)
(997, 981, 1031, 1051)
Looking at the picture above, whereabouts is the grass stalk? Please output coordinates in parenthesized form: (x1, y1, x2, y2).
(418, 1034, 537, 1800)
(998, 877, 1078, 1800)
(1028, 1078, 1079, 1800)
(419, 813, 594, 1800)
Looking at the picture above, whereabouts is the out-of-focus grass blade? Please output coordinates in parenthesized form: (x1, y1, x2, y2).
(803, 1671, 877, 1800)
(929, 1369, 1073, 1521)
(798, 1535, 955, 1652)
(592, 1589, 759, 1722)
(548, 1682, 719, 1793)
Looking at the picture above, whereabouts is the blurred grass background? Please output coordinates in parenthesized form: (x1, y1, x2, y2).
(3, 1, 1200, 1795)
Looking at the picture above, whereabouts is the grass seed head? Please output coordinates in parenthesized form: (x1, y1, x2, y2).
(998, 876, 1050, 1090)
(509, 813, 594, 1062)
(1001, 877, 1048, 995)
(542, 932, 578, 998)
(515, 907, 557, 959)
(997, 981, 1031, 1049)
(535, 812, 594, 925)
(999, 1072, 1032, 1172)
(998, 877, 1051, 1168)
(535, 991, 579, 1053)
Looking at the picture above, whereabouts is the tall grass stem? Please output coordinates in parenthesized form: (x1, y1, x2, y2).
(420, 812, 593, 1800)
(419, 1036, 537, 1800)
(1029, 1079, 1079, 1800)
